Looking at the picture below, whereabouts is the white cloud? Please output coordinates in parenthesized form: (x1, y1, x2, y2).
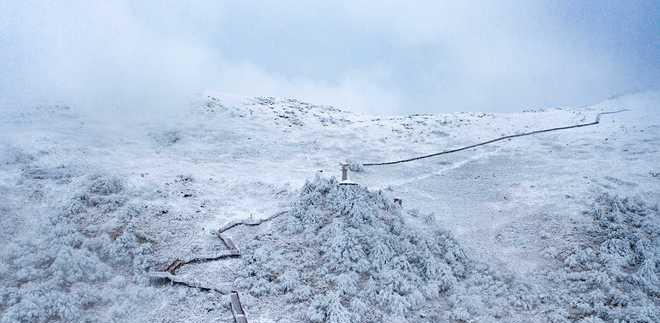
(1, 0, 657, 114)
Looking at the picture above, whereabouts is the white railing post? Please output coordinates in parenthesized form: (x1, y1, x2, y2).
(339, 163, 357, 185)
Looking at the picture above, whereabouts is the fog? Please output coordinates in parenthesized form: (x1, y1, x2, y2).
(1, 0, 658, 115)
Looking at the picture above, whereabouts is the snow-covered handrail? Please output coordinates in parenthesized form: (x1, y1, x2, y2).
(362, 109, 628, 166)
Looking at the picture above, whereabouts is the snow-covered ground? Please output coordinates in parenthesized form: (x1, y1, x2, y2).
(1, 91, 658, 322)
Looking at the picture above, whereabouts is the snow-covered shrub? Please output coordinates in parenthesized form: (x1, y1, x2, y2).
(0, 173, 156, 323)
(61, 175, 129, 222)
(235, 176, 471, 322)
(87, 175, 124, 195)
(422, 212, 436, 225)
(444, 262, 542, 322)
(544, 194, 660, 323)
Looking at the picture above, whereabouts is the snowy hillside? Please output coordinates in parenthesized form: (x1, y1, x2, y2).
(1, 91, 659, 322)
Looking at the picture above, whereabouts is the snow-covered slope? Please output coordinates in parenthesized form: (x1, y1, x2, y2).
(1, 91, 658, 322)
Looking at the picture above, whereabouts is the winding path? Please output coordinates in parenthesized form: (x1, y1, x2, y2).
(151, 210, 288, 322)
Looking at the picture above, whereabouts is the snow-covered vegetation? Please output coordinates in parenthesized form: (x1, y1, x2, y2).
(235, 176, 470, 322)
(0, 166, 158, 323)
(232, 179, 660, 323)
(541, 194, 660, 322)
(1, 91, 659, 322)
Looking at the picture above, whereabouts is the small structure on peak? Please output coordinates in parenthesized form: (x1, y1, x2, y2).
(339, 163, 357, 185)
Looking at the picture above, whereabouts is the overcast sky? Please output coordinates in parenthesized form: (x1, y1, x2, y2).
(1, 0, 658, 114)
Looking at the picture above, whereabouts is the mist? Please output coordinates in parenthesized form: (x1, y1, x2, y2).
(1, 0, 658, 115)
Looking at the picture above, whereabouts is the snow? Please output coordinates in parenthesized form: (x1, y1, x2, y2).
(1, 91, 659, 322)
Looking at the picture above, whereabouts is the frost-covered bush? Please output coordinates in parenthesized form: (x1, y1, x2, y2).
(0, 174, 155, 323)
(235, 176, 470, 322)
(545, 194, 660, 322)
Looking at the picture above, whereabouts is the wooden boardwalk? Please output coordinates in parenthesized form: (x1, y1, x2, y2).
(230, 291, 249, 323)
(151, 211, 290, 323)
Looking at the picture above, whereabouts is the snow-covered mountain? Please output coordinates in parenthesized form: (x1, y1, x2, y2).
(1, 91, 658, 322)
